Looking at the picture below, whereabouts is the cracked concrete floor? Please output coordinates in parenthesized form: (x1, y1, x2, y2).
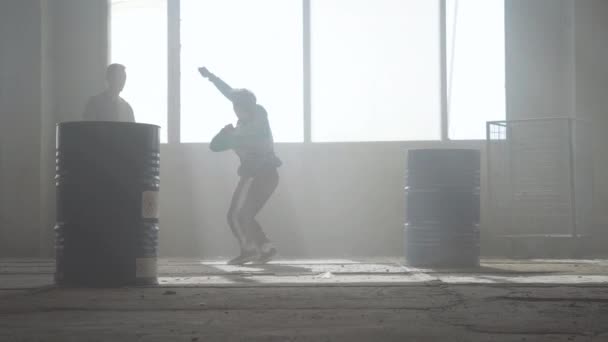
(1, 258, 608, 341)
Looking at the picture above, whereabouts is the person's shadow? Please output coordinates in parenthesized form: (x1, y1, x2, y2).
(240, 263, 315, 275)
(160, 261, 316, 285)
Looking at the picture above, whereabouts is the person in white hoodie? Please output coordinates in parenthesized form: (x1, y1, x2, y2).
(199, 67, 282, 265)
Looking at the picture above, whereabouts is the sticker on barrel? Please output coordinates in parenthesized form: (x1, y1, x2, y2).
(142, 191, 159, 219)
(136, 258, 157, 278)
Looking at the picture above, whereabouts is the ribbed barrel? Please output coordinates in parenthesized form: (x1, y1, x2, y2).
(405, 149, 480, 267)
(55, 122, 160, 287)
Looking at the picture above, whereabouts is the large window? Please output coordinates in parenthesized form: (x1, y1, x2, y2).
(110, 0, 168, 142)
(180, 0, 303, 143)
(110, 0, 505, 143)
(446, 0, 505, 139)
(311, 0, 440, 142)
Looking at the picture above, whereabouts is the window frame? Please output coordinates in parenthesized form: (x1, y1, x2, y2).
(122, 0, 502, 144)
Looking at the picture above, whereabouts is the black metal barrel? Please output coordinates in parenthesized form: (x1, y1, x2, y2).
(405, 149, 480, 267)
(55, 122, 160, 287)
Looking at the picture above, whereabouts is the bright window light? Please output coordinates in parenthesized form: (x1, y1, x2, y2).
(311, 0, 441, 142)
(447, 0, 505, 140)
(109, 0, 502, 143)
(110, 0, 168, 142)
(180, 0, 303, 143)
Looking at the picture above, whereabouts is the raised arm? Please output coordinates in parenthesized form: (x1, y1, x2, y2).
(198, 67, 234, 102)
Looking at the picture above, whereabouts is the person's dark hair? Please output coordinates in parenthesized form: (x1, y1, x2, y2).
(106, 63, 126, 80)
(232, 88, 257, 108)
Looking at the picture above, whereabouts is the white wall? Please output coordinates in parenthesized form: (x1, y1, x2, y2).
(504, 0, 608, 249)
(0, 0, 107, 257)
(0, 0, 43, 256)
(39, 0, 109, 256)
(159, 141, 486, 258)
(506, 0, 576, 120)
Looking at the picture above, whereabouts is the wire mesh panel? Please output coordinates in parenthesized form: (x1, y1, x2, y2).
(486, 118, 593, 244)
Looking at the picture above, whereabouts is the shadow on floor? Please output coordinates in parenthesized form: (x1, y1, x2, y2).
(428, 265, 559, 275)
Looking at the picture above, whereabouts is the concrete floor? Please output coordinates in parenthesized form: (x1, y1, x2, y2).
(1, 258, 608, 341)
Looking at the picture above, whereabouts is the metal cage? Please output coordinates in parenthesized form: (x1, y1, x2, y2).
(486, 118, 593, 256)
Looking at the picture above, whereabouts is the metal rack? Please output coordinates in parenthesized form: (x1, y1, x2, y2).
(486, 118, 593, 256)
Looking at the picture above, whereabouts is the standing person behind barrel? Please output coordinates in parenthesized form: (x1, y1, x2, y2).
(84, 63, 135, 122)
(199, 66, 282, 265)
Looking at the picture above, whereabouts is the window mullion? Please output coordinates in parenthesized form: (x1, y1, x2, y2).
(303, 0, 312, 143)
(440, 0, 449, 141)
(168, 0, 181, 143)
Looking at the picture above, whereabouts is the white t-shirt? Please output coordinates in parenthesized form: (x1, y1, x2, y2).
(83, 91, 135, 122)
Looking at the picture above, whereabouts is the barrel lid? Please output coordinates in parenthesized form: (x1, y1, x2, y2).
(407, 148, 480, 161)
